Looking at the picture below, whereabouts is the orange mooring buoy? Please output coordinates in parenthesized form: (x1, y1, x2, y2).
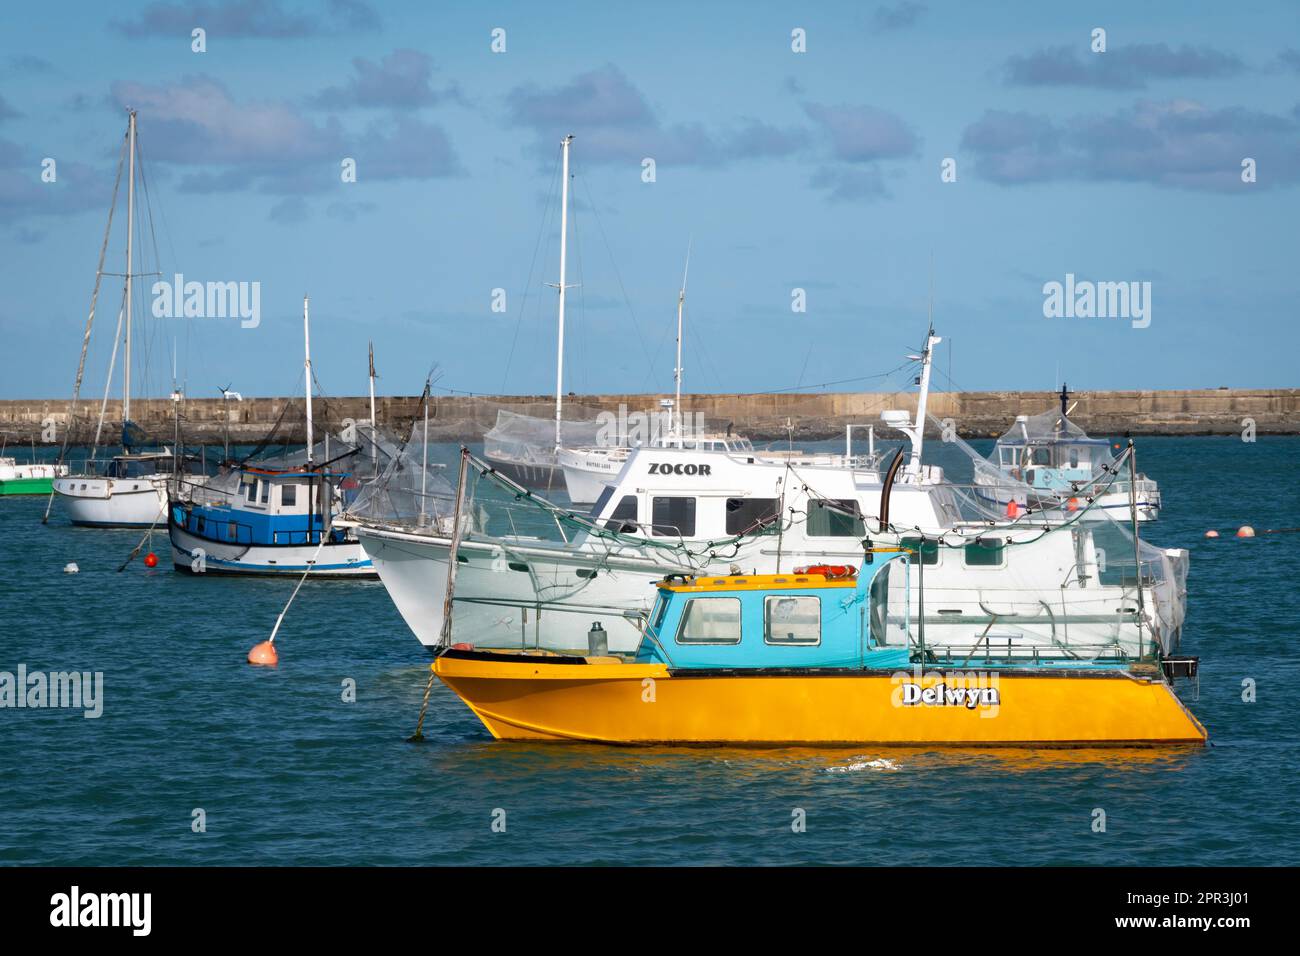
(1237, 526, 1256, 538)
(248, 641, 279, 666)
(1006, 500, 1019, 518)
(144, 552, 158, 568)
(1066, 497, 1079, 512)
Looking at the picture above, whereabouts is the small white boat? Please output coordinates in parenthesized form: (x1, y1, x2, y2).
(53, 452, 174, 527)
(51, 110, 188, 529)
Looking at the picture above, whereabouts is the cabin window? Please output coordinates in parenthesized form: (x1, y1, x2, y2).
(725, 497, 780, 535)
(900, 536, 939, 565)
(603, 495, 639, 533)
(281, 484, 297, 507)
(675, 597, 741, 644)
(244, 482, 256, 502)
(807, 499, 865, 537)
(652, 496, 696, 537)
(964, 537, 1005, 567)
(1032, 448, 1051, 466)
(1069, 448, 1080, 468)
(764, 595, 821, 645)
(260, 482, 269, 504)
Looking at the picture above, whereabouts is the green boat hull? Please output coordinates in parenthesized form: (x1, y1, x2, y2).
(0, 477, 55, 495)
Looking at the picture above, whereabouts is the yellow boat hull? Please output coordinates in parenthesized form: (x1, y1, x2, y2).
(432, 654, 1207, 747)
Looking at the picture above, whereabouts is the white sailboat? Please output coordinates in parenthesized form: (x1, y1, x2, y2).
(53, 110, 178, 528)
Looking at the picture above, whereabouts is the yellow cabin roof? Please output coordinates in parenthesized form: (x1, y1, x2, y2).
(656, 572, 858, 593)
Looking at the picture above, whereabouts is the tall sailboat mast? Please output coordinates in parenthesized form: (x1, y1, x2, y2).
(673, 240, 691, 446)
(122, 109, 137, 432)
(303, 295, 314, 466)
(552, 134, 573, 453)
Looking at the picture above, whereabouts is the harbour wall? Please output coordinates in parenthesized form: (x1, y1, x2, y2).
(1, 388, 1295, 445)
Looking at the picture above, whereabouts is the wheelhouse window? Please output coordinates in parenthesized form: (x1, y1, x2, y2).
(764, 595, 821, 645)
(650, 594, 670, 633)
(725, 497, 780, 535)
(900, 536, 940, 565)
(281, 484, 297, 507)
(604, 494, 639, 533)
(244, 481, 256, 502)
(260, 482, 270, 504)
(807, 499, 864, 537)
(652, 496, 696, 537)
(964, 537, 1004, 567)
(675, 597, 742, 644)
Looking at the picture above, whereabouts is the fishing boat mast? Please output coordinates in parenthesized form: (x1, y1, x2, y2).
(368, 340, 377, 466)
(303, 295, 314, 466)
(551, 134, 573, 453)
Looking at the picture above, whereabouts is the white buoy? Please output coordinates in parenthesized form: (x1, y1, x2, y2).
(1237, 526, 1256, 538)
(63, 562, 79, 573)
(1204, 530, 1220, 539)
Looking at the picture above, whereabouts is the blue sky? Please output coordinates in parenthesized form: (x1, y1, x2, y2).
(1, 0, 1297, 402)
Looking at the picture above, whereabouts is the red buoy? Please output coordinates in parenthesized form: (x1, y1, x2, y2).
(143, 552, 158, 568)
(1006, 500, 1019, 518)
(247, 641, 279, 666)
(1066, 497, 1080, 512)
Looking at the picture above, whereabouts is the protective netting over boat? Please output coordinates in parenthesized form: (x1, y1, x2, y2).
(174, 428, 400, 512)
(356, 445, 1186, 659)
(482, 407, 604, 469)
(345, 420, 457, 529)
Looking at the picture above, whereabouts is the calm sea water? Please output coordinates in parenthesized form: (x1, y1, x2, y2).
(1, 436, 1297, 865)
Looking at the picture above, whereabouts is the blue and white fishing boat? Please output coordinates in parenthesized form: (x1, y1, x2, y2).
(167, 296, 376, 578)
(168, 460, 374, 577)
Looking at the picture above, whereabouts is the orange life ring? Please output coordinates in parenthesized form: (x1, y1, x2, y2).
(794, 564, 857, 579)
